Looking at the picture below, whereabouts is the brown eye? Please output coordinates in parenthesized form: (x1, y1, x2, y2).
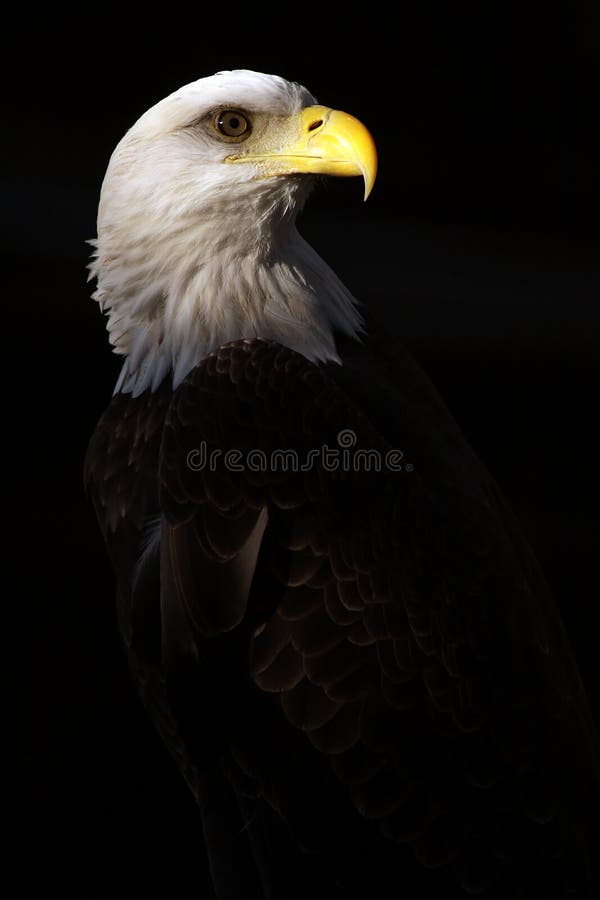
(214, 110, 251, 139)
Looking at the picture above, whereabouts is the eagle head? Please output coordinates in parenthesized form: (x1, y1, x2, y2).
(89, 70, 377, 395)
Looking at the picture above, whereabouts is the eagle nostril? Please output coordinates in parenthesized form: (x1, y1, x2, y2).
(308, 118, 323, 132)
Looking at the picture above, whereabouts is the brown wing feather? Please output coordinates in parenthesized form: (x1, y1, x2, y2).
(86, 334, 598, 898)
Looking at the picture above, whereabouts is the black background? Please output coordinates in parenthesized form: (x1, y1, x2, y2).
(6, 7, 600, 896)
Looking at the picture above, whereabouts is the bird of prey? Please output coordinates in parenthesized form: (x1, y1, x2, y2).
(85, 70, 598, 899)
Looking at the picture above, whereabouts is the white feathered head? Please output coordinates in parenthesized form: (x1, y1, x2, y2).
(89, 70, 377, 395)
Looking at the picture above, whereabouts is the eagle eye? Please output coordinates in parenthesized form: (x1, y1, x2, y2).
(214, 110, 251, 140)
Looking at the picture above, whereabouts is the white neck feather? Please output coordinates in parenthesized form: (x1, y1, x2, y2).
(90, 178, 363, 397)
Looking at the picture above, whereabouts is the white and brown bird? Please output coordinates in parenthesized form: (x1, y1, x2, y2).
(85, 70, 598, 899)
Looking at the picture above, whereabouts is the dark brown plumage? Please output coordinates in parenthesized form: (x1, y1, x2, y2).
(85, 322, 599, 899)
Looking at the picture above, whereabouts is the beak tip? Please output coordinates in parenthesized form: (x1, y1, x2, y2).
(362, 172, 375, 201)
(359, 155, 377, 202)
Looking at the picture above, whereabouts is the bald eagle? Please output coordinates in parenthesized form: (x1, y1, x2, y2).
(85, 70, 598, 899)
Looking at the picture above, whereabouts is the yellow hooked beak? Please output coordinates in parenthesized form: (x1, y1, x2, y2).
(226, 105, 377, 200)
